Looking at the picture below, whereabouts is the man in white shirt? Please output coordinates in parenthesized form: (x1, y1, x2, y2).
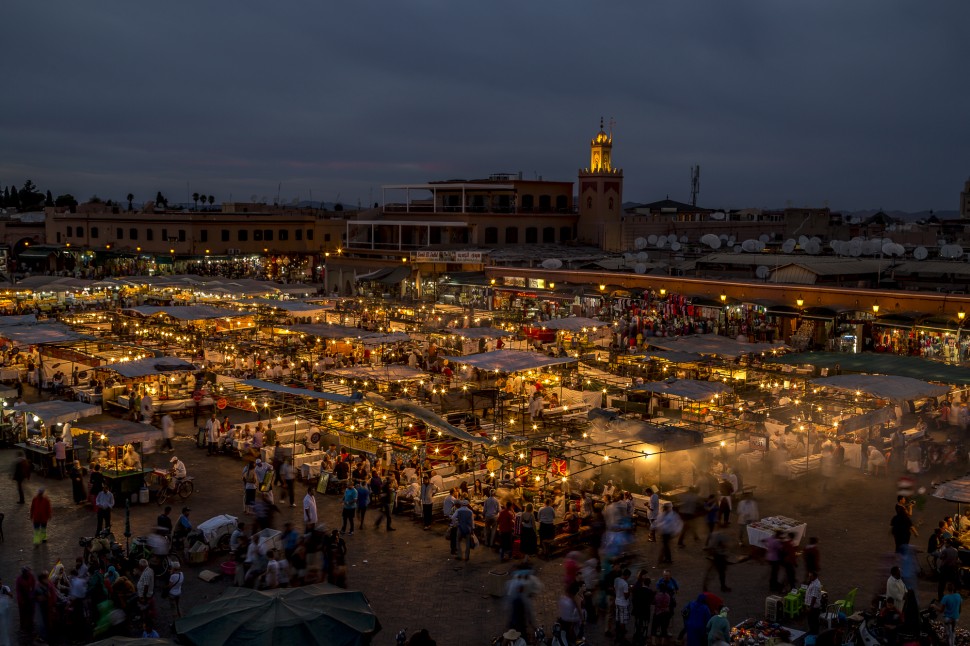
(205, 413, 219, 455)
(170, 456, 187, 481)
(136, 559, 155, 607)
(303, 486, 318, 532)
(736, 493, 760, 545)
(805, 571, 823, 635)
(161, 413, 175, 452)
(483, 489, 501, 547)
(95, 483, 115, 534)
(886, 566, 906, 609)
(429, 469, 444, 493)
(614, 568, 632, 641)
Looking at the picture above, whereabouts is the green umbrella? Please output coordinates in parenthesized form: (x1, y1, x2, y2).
(175, 583, 381, 646)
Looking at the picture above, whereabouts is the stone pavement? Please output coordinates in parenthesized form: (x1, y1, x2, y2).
(0, 411, 966, 645)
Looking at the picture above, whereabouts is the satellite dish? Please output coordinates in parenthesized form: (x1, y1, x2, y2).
(647, 234, 658, 245)
(727, 236, 736, 246)
(805, 240, 820, 255)
(637, 251, 649, 262)
(710, 211, 726, 220)
(680, 235, 688, 243)
(634, 263, 647, 274)
(797, 235, 809, 247)
(759, 234, 770, 244)
(656, 235, 668, 248)
(849, 240, 862, 257)
(914, 246, 928, 260)
(782, 239, 796, 254)
(881, 242, 895, 256)
(634, 237, 647, 250)
(541, 259, 563, 269)
(733, 244, 742, 253)
(810, 236, 821, 245)
(756, 266, 770, 279)
(741, 239, 758, 253)
(941, 244, 965, 259)
(670, 241, 681, 252)
(709, 238, 722, 250)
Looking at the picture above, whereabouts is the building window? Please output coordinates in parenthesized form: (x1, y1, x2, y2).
(538, 195, 551, 211)
(521, 195, 534, 210)
(295, 229, 303, 241)
(525, 227, 538, 244)
(178, 230, 186, 242)
(560, 226, 572, 242)
(484, 227, 498, 244)
(306, 230, 314, 240)
(542, 227, 555, 243)
(129, 228, 138, 240)
(116, 228, 124, 240)
(505, 227, 518, 244)
(253, 230, 263, 241)
(221, 230, 230, 242)
(264, 230, 273, 241)
(200, 230, 208, 243)
(56, 232, 61, 243)
(324, 233, 331, 242)
(65, 228, 71, 238)
(279, 230, 288, 241)
(556, 196, 567, 212)
(91, 227, 99, 239)
(161, 229, 168, 241)
(75, 226, 83, 237)
(238, 230, 248, 242)
(146, 229, 154, 241)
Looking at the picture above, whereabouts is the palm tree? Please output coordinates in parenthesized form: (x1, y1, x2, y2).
(192, 192, 199, 210)
(126, 193, 134, 212)
(207, 195, 214, 208)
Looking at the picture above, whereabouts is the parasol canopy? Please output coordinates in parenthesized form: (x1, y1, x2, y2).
(934, 477, 970, 504)
(175, 583, 380, 646)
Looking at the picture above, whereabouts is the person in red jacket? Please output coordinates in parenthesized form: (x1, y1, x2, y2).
(30, 487, 52, 546)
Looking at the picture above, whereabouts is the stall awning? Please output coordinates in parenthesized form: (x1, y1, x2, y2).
(102, 356, 197, 379)
(124, 305, 253, 320)
(0, 322, 91, 345)
(375, 266, 411, 285)
(811, 374, 949, 402)
(240, 298, 334, 313)
(21, 400, 101, 425)
(629, 379, 733, 401)
(75, 419, 164, 445)
(325, 365, 428, 382)
(240, 379, 364, 405)
(362, 392, 490, 445)
(359, 332, 411, 345)
(648, 334, 787, 358)
(769, 352, 970, 385)
(446, 327, 508, 340)
(533, 317, 607, 332)
(838, 406, 896, 433)
(454, 349, 578, 372)
(285, 324, 375, 340)
(643, 350, 705, 364)
(0, 314, 37, 326)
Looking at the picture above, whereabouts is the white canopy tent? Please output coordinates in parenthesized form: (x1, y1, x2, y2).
(810, 375, 949, 402)
(630, 379, 733, 401)
(20, 400, 101, 426)
(454, 350, 577, 373)
(648, 334, 786, 358)
(101, 356, 197, 379)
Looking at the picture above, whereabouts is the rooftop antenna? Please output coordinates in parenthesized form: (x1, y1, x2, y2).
(690, 165, 700, 207)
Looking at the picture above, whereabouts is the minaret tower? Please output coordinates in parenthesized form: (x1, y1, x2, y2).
(577, 118, 624, 251)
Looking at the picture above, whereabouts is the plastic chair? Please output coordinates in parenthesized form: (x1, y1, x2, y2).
(783, 591, 803, 619)
(835, 588, 857, 615)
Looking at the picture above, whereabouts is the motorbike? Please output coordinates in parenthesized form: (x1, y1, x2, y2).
(79, 529, 125, 567)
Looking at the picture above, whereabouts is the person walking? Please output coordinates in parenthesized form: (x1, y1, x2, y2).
(341, 481, 358, 535)
(53, 436, 67, 479)
(30, 488, 52, 546)
(281, 459, 296, 507)
(703, 523, 733, 592)
(483, 488, 500, 547)
(166, 562, 185, 620)
(303, 486, 318, 532)
(373, 481, 395, 531)
(206, 413, 219, 455)
(12, 451, 29, 504)
(160, 413, 175, 452)
(420, 475, 435, 530)
(934, 583, 962, 646)
(69, 460, 86, 504)
(355, 480, 370, 530)
(646, 487, 659, 542)
(454, 499, 475, 561)
(805, 572, 823, 635)
(95, 483, 115, 534)
(497, 501, 516, 562)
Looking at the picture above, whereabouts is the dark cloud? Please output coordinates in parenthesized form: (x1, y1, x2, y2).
(1, 1, 967, 211)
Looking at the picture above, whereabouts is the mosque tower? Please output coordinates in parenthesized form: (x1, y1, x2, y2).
(577, 118, 624, 251)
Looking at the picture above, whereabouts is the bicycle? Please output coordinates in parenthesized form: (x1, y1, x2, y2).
(157, 475, 195, 505)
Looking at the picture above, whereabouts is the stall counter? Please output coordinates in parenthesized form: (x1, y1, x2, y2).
(747, 516, 807, 546)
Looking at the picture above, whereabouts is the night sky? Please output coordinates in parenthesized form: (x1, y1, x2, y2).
(3, 1, 968, 212)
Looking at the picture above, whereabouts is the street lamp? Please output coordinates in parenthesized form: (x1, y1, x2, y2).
(959, 310, 966, 322)
(796, 295, 804, 308)
(599, 284, 606, 292)
(872, 303, 880, 314)
(659, 288, 666, 297)
(720, 293, 727, 303)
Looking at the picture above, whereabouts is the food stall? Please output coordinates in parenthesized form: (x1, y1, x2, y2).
(0, 385, 20, 444)
(746, 515, 808, 546)
(96, 355, 204, 416)
(13, 400, 101, 475)
(73, 418, 163, 502)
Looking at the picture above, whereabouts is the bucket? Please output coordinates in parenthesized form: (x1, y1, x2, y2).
(221, 561, 237, 576)
(486, 570, 508, 597)
(138, 487, 150, 504)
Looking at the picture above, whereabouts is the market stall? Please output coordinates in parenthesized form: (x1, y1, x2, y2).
(13, 400, 101, 474)
(74, 418, 163, 501)
(746, 515, 808, 546)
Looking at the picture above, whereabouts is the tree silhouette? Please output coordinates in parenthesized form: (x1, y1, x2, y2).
(192, 192, 200, 210)
(46, 190, 54, 207)
(155, 191, 167, 208)
(207, 195, 214, 208)
(127, 193, 134, 211)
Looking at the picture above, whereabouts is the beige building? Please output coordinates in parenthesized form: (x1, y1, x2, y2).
(576, 120, 624, 251)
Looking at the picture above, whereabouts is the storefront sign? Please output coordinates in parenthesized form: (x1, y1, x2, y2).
(412, 250, 488, 263)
